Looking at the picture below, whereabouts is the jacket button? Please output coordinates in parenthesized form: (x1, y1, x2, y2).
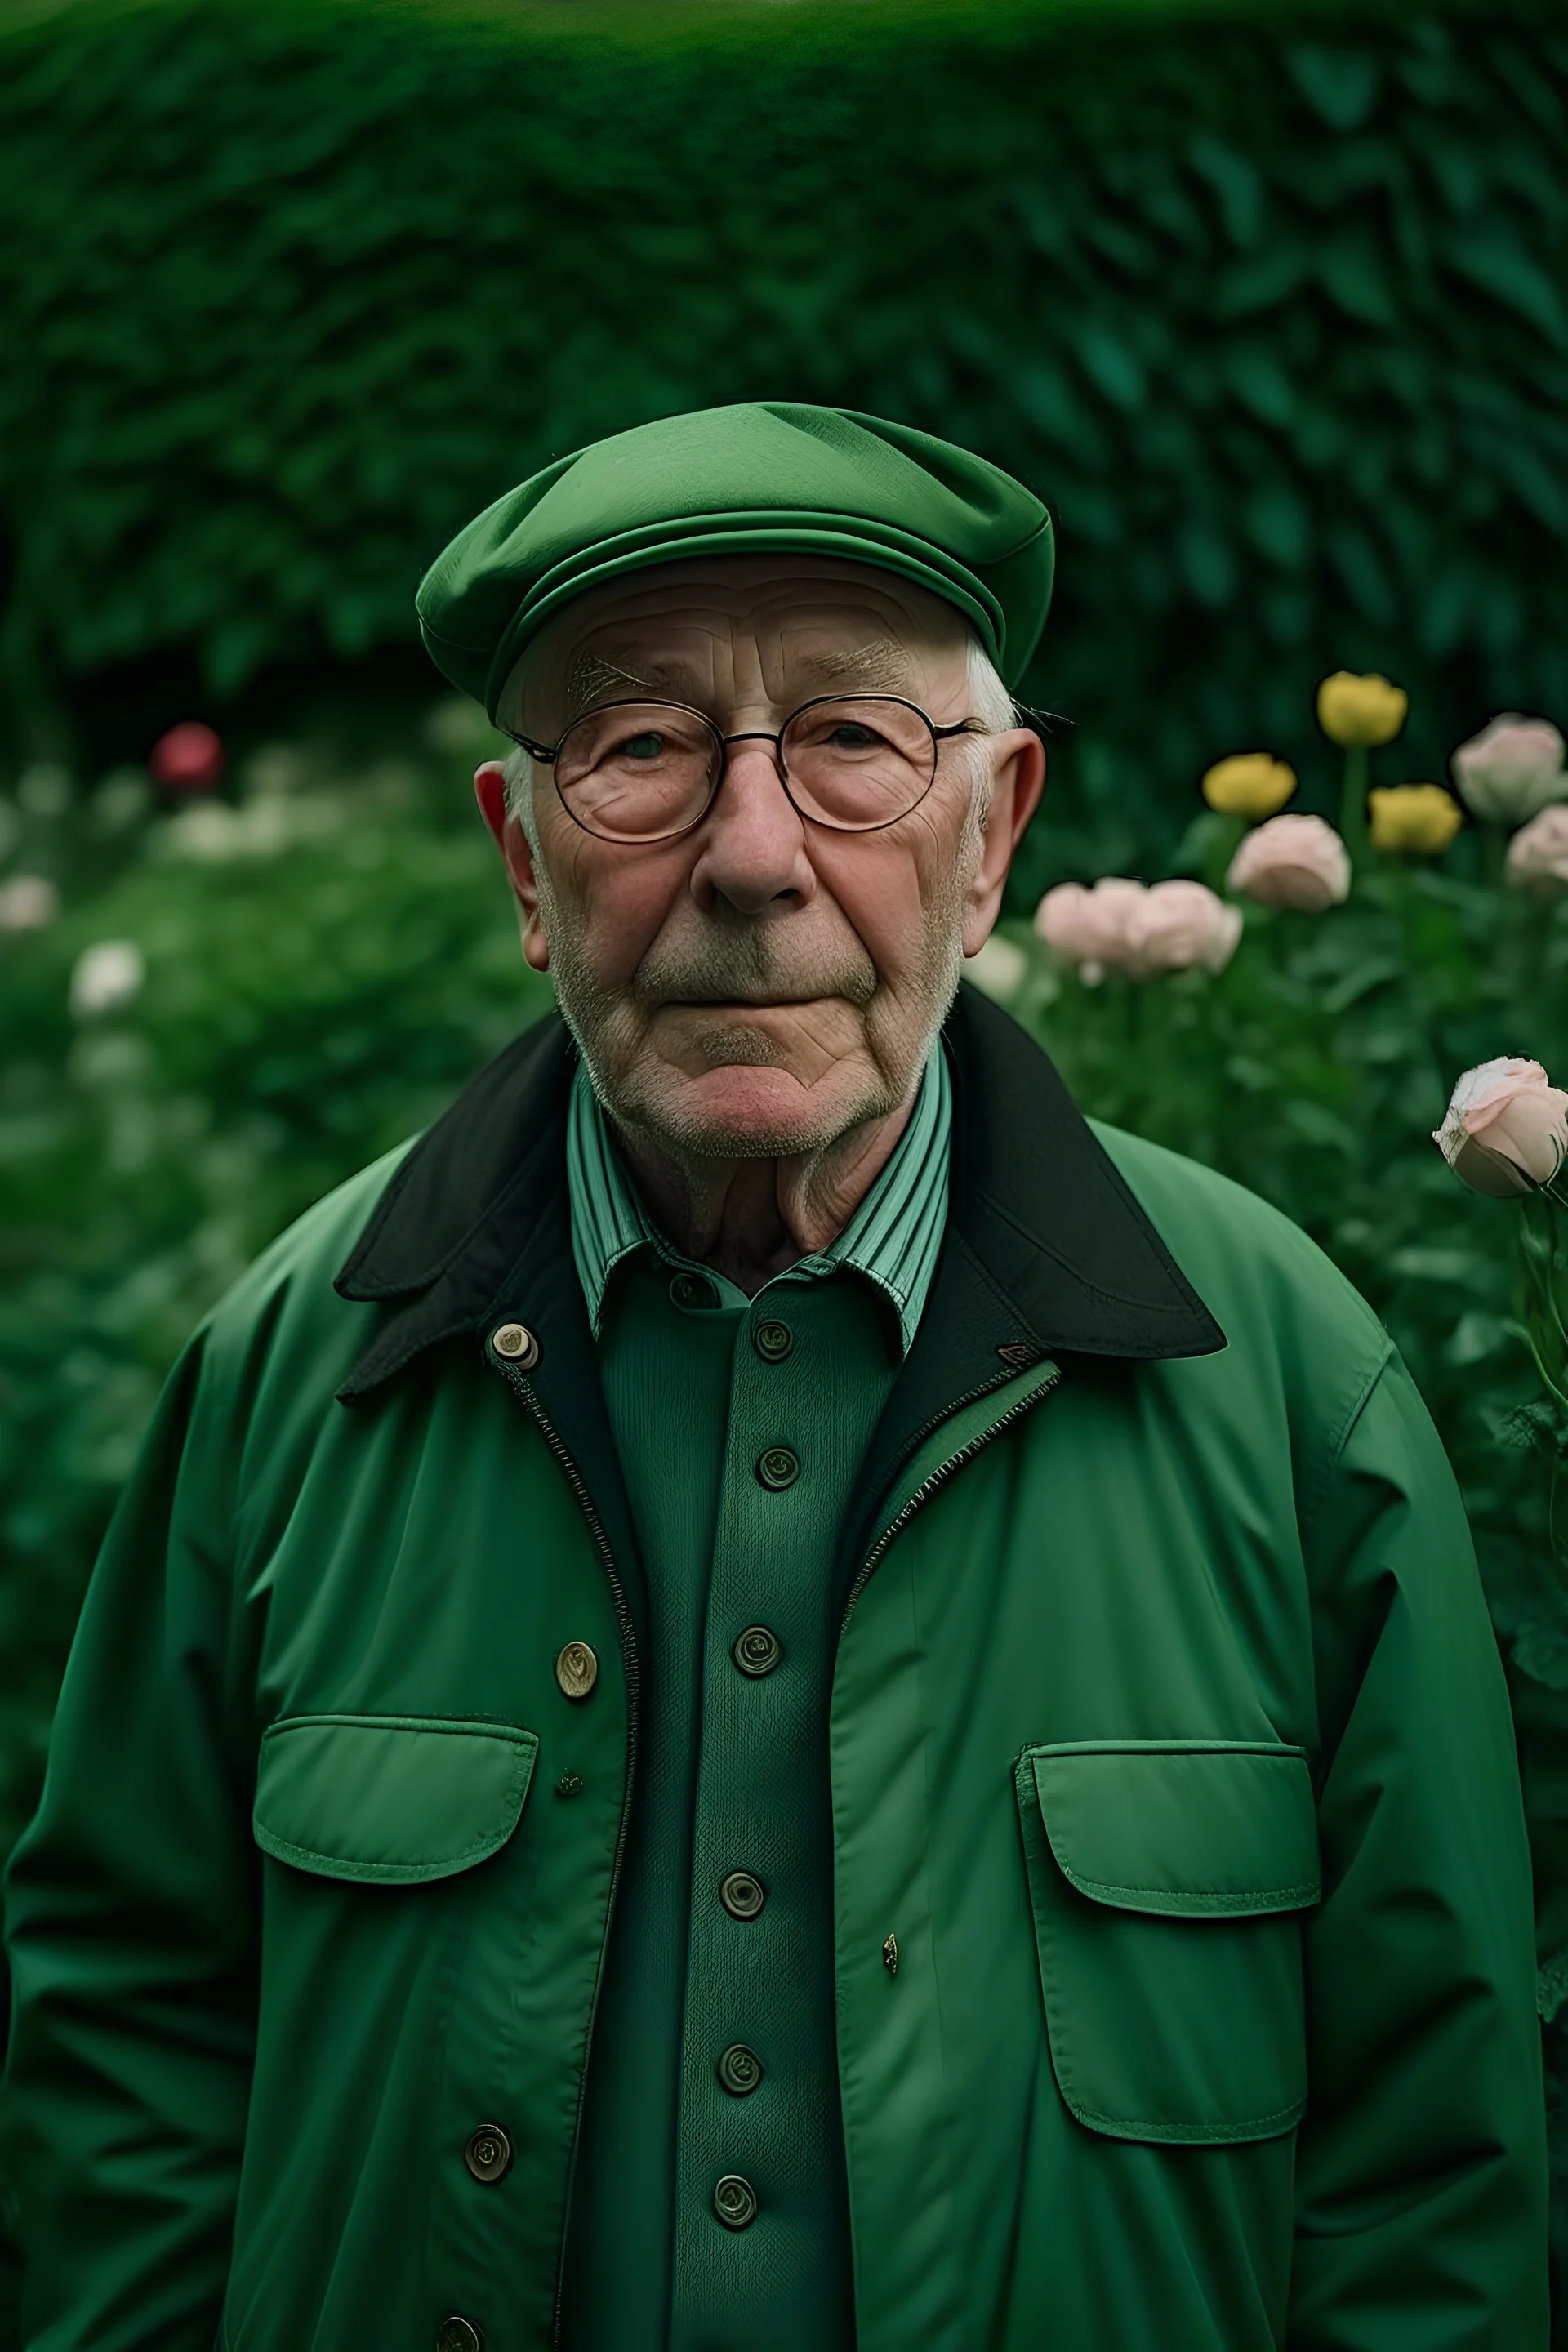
(718, 2042, 764, 2096)
(714, 2173, 759, 2230)
(733, 1624, 782, 1677)
(753, 1318, 793, 1361)
(755, 1445, 800, 1490)
(437, 2321, 483, 2352)
(720, 1869, 765, 1921)
(555, 1641, 599, 1700)
(492, 1321, 539, 1370)
(463, 2124, 513, 2184)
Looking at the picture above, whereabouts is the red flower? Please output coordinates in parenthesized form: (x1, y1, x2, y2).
(148, 721, 225, 793)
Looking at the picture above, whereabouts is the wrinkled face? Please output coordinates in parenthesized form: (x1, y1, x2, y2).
(476, 555, 1044, 1160)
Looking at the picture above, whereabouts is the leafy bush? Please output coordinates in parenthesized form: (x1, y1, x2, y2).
(0, 0, 1566, 886)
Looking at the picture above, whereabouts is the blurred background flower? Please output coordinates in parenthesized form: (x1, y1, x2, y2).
(1316, 672, 1409, 750)
(146, 721, 225, 795)
(0, 876, 59, 933)
(1508, 806, 1568, 894)
(1200, 753, 1296, 820)
(1368, 784, 1463, 857)
(1227, 813, 1350, 911)
(68, 940, 145, 1019)
(1450, 715, 1568, 828)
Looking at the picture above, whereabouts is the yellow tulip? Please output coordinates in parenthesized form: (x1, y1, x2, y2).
(1368, 784, 1463, 855)
(1200, 752, 1297, 820)
(1316, 670, 1408, 748)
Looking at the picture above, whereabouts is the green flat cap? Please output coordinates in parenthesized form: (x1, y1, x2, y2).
(416, 402, 1054, 722)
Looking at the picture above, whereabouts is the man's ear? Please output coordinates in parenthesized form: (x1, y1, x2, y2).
(474, 760, 550, 973)
(961, 728, 1046, 956)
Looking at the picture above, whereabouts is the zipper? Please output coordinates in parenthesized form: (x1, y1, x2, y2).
(495, 1361, 639, 2352)
(840, 1360, 1062, 1632)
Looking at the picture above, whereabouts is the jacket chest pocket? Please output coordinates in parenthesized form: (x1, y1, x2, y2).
(1016, 1739, 1319, 2145)
(252, 1712, 539, 1882)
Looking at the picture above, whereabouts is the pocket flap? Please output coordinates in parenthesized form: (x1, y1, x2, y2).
(1027, 1740, 1319, 1918)
(253, 1713, 538, 1885)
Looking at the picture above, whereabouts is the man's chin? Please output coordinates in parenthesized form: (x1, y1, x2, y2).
(625, 1061, 862, 1162)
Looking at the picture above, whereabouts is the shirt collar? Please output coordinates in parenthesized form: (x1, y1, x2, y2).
(567, 1046, 951, 1359)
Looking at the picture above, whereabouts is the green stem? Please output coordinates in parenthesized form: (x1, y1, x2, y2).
(1339, 744, 1369, 865)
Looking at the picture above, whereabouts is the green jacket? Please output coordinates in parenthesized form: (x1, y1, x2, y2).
(4, 990, 1548, 2350)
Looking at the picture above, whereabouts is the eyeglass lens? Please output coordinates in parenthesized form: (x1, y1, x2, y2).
(552, 698, 939, 843)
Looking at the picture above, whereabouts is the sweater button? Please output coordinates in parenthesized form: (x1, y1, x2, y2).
(437, 2321, 483, 2352)
(733, 1624, 782, 1677)
(718, 2042, 764, 2096)
(463, 2124, 513, 2184)
(753, 1318, 793, 1361)
(714, 2174, 759, 2230)
(719, 1869, 766, 1921)
(755, 1446, 800, 1490)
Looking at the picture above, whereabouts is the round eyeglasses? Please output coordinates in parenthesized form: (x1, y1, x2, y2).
(507, 695, 984, 845)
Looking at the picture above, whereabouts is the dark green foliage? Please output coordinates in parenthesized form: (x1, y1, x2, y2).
(0, 0, 1566, 884)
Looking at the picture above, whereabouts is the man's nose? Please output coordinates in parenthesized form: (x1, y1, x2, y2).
(688, 738, 817, 915)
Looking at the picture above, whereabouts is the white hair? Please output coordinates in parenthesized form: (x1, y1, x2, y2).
(502, 630, 1017, 839)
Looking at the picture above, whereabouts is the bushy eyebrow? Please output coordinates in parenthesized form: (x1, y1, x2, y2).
(564, 652, 659, 712)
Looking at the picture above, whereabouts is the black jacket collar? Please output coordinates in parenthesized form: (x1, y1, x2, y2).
(336, 982, 1221, 1395)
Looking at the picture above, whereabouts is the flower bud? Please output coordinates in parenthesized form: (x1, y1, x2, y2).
(1367, 784, 1463, 856)
(1200, 753, 1297, 821)
(1506, 804, 1568, 893)
(1434, 1058, 1568, 1198)
(1226, 813, 1350, 912)
(1316, 671, 1408, 749)
(1449, 713, 1566, 827)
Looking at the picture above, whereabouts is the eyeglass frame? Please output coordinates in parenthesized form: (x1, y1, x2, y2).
(505, 693, 991, 844)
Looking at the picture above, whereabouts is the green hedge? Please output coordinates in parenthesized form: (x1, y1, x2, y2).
(1, 0, 1566, 889)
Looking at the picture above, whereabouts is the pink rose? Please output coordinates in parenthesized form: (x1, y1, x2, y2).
(1506, 804, 1568, 893)
(1226, 813, 1351, 912)
(1433, 1058, 1568, 1198)
(1033, 877, 1147, 983)
(1449, 714, 1566, 826)
(1123, 880, 1242, 978)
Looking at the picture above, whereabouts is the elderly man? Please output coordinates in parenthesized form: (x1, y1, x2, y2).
(4, 404, 1548, 2351)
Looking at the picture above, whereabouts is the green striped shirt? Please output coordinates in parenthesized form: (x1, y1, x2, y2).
(567, 1040, 952, 1356)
